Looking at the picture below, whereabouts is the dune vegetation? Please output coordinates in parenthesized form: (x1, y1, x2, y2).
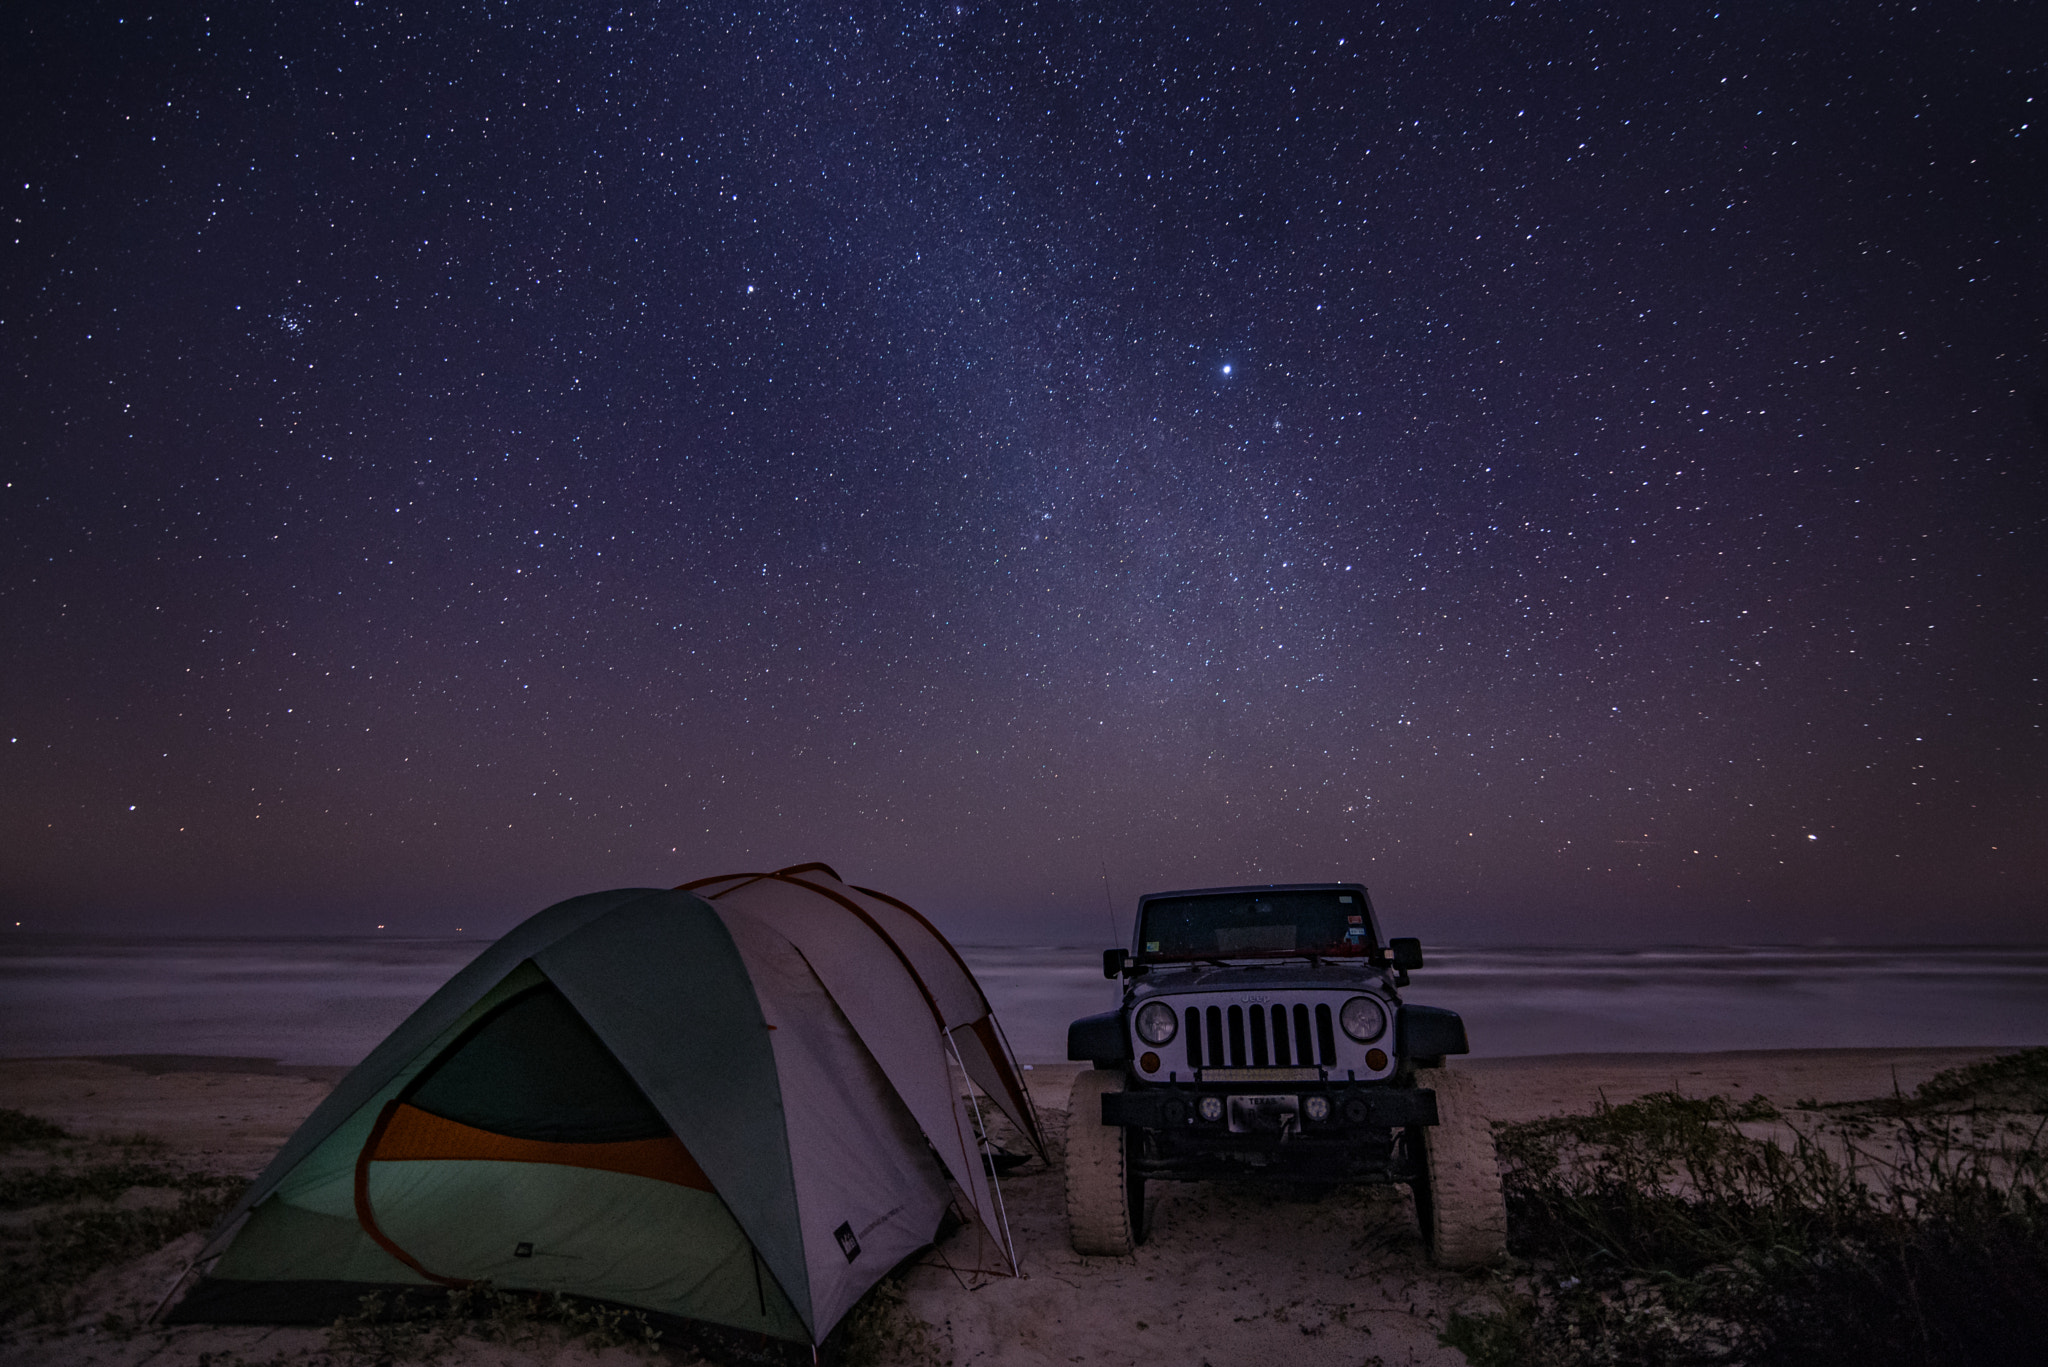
(0, 1108, 249, 1330)
(1445, 1050, 2048, 1366)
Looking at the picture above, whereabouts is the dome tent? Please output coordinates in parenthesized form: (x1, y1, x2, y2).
(168, 864, 1040, 1353)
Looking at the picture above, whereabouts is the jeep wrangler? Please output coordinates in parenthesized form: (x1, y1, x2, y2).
(1063, 883, 1506, 1267)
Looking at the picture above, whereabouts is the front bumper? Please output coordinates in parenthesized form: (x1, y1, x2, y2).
(1103, 1084, 1438, 1131)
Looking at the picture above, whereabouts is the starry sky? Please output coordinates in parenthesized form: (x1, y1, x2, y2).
(4, 1, 2043, 945)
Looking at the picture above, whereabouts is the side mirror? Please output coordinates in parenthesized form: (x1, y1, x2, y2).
(1389, 937, 1424, 972)
(1103, 947, 1129, 979)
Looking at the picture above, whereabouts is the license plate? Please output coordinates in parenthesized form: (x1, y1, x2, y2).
(1227, 1094, 1299, 1134)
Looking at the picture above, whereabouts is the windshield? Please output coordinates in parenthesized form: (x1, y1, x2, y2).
(1135, 888, 1378, 961)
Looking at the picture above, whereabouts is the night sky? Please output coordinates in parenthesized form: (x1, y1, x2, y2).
(4, 2, 2043, 945)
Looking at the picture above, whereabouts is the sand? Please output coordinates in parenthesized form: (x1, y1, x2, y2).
(0, 1046, 2008, 1366)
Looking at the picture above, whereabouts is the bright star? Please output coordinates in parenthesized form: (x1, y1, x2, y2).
(1221, 363, 1233, 376)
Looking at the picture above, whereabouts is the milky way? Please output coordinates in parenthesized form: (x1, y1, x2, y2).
(3, 2, 2043, 943)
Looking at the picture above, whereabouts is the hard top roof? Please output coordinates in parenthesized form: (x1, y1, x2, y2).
(1137, 881, 1369, 902)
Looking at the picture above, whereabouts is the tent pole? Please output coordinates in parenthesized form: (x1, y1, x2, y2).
(947, 1029, 1019, 1275)
(147, 1254, 204, 1326)
(987, 1011, 1047, 1155)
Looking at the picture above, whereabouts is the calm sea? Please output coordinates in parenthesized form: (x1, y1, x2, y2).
(3, 936, 2045, 1067)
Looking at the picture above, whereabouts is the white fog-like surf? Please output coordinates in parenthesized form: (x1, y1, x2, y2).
(5, 935, 2046, 1066)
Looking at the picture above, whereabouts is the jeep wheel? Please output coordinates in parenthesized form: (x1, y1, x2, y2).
(1064, 1068, 1143, 1255)
(1409, 1064, 1507, 1269)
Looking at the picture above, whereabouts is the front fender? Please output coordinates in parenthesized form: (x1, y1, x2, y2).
(1067, 1010, 1129, 1064)
(1396, 1004, 1469, 1061)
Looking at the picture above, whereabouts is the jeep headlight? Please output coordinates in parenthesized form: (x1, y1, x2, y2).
(1339, 995, 1388, 1043)
(1134, 1000, 1179, 1046)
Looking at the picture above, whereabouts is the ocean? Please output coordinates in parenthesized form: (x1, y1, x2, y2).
(4, 935, 2046, 1068)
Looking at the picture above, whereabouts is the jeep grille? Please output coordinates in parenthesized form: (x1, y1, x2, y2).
(1183, 1002, 1337, 1070)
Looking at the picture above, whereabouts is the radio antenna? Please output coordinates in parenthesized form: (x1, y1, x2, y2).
(1099, 858, 1120, 946)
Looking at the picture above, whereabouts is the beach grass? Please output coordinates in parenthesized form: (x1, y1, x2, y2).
(0, 1108, 70, 1148)
(1444, 1049, 2048, 1366)
(324, 1284, 667, 1361)
(0, 1107, 249, 1330)
(316, 1268, 938, 1365)
(830, 1273, 942, 1367)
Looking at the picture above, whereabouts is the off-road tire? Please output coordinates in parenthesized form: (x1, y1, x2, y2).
(1409, 1064, 1507, 1269)
(1065, 1068, 1142, 1255)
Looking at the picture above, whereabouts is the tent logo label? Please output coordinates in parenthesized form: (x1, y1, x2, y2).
(833, 1222, 862, 1263)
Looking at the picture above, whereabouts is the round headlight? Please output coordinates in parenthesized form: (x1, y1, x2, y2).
(1134, 1000, 1179, 1046)
(1339, 995, 1388, 1043)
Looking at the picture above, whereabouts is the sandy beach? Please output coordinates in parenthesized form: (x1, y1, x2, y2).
(0, 1044, 2013, 1367)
